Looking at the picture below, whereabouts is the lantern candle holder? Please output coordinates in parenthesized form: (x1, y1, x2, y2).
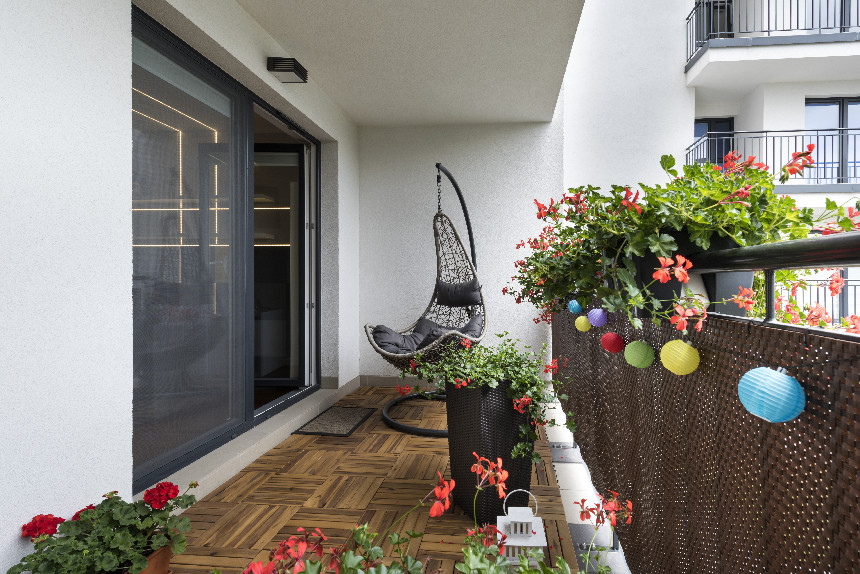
(497, 489, 547, 566)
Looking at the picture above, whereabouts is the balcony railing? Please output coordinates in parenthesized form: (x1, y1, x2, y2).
(685, 128, 860, 184)
(687, 0, 860, 60)
(777, 276, 859, 320)
(554, 231, 860, 573)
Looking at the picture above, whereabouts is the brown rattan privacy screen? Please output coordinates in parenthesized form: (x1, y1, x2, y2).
(553, 311, 859, 574)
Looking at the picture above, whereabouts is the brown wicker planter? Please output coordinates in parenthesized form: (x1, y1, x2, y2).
(445, 380, 532, 527)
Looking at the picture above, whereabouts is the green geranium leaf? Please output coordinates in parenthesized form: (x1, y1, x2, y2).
(648, 233, 677, 257)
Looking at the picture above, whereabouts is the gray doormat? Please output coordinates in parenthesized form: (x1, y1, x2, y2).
(294, 406, 376, 437)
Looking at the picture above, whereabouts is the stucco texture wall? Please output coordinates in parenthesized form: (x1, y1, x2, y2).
(0, 1, 133, 570)
(358, 116, 563, 377)
(563, 0, 696, 191)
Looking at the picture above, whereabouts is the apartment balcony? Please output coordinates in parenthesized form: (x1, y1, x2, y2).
(685, 0, 860, 89)
(686, 128, 860, 194)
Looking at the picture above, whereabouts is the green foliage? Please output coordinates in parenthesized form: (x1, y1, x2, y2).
(401, 334, 571, 460)
(507, 154, 823, 328)
(7, 486, 197, 574)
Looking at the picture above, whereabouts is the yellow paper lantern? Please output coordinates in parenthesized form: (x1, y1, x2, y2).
(660, 340, 700, 375)
(575, 316, 591, 332)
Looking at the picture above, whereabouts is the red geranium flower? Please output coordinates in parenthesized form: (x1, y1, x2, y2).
(21, 514, 65, 540)
(143, 481, 179, 510)
(653, 257, 674, 283)
(429, 472, 455, 517)
(673, 255, 693, 283)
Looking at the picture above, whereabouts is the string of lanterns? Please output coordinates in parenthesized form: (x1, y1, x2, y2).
(565, 298, 816, 423)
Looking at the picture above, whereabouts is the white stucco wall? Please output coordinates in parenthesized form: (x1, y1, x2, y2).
(358, 110, 563, 377)
(133, 0, 362, 386)
(0, 2, 133, 569)
(563, 0, 696, 192)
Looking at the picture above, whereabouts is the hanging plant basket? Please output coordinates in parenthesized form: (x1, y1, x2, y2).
(445, 380, 532, 527)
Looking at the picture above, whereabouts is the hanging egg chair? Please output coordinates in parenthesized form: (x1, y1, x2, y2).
(365, 163, 486, 371)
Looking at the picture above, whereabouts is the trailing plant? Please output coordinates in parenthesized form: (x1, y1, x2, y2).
(398, 334, 575, 462)
(8, 482, 197, 574)
(505, 147, 843, 330)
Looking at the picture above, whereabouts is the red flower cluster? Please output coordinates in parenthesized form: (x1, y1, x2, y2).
(246, 527, 328, 574)
(544, 358, 558, 374)
(21, 514, 65, 540)
(71, 504, 95, 521)
(396, 383, 412, 396)
(718, 184, 752, 207)
(782, 144, 815, 177)
(513, 396, 533, 413)
(732, 287, 756, 312)
(429, 471, 455, 518)
(670, 303, 707, 332)
(143, 481, 179, 510)
(806, 302, 832, 327)
(714, 150, 769, 174)
(847, 315, 860, 334)
(471, 453, 508, 499)
(653, 254, 693, 284)
(621, 187, 642, 214)
(828, 272, 845, 296)
(574, 490, 633, 529)
(467, 523, 507, 553)
(461, 338, 472, 349)
(453, 378, 469, 389)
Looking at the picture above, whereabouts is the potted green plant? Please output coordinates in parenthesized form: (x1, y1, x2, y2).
(8, 482, 198, 574)
(505, 148, 839, 330)
(399, 334, 574, 527)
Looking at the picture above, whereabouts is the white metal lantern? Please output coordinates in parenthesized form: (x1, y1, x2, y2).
(497, 489, 547, 565)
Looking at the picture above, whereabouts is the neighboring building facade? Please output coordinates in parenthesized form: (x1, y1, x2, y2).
(564, 0, 860, 314)
(0, 1, 582, 569)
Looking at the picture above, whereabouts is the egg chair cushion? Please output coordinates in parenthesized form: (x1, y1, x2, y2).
(436, 278, 482, 307)
(416, 313, 484, 350)
(372, 325, 424, 354)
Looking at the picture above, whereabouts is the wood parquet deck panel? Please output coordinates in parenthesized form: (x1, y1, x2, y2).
(171, 387, 575, 574)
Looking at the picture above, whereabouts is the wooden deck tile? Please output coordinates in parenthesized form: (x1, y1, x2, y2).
(172, 387, 575, 574)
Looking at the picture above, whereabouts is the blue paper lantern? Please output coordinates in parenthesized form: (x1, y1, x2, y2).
(737, 367, 805, 423)
(587, 308, 608, 327)
(568, 299, 582, 314)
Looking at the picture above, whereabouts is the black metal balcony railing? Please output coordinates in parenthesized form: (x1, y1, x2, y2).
(687, 0, 860, 60)
(685, 128, 860, 184)
(777, 277, 859, 320)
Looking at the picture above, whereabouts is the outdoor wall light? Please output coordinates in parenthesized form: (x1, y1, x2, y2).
(267, 57, 308, 83)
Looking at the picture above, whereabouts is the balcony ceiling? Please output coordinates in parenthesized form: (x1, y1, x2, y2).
(686, 39, 860, 92)
(236, 0, 583, 126)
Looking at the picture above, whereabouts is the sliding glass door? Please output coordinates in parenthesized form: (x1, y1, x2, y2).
(132, 8, 319, 491)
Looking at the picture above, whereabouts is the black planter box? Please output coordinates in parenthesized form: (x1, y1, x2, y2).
(445, 380, 532, 527)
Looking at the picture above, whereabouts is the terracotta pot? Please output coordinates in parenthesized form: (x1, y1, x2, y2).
(133, 546, 173, 574)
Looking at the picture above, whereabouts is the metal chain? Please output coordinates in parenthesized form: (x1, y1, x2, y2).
(437, 168, 442, 213)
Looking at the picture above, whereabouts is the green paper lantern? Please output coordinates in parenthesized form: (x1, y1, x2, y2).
(575, 316, 591, 332)
(660, 340, 700, 376)
(624, 341, 655, 368)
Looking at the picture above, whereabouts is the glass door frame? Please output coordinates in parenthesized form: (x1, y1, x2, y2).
(249, 142, 312, 416)
(132, 6, 321, 493)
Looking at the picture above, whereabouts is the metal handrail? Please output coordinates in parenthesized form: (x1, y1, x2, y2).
(694, 232, 860, 336)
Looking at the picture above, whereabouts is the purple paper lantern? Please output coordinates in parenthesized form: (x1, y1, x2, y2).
(587, 308, 608, 328)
